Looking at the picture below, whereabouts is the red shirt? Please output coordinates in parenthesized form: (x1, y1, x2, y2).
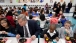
(6, 16, 15, 27)
(50, 17, 58, 24)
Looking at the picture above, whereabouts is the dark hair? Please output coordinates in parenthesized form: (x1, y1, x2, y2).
(18, 7, 21, 10)
(6, 11, 13, 16)
(40, 14, 45, 21)
(74, 4, 76, 11)
(22, 8, 26, 12)
(50, 12, 52, 14)
(5, 7, 8, 10)
(34, 10, 37, 13)
(24, 4, 27, 6)
(29, 7, 33, 13)
(29, 15, 33, 19)
(13, 6, 16, 9)
(49, 24, 56, 30)
(9, 7, 12, 9)
(61, 16, 65, 18)
(46, 9, 49, 14)
(40, 10, 44, 14)
(0, 18, 10, 28)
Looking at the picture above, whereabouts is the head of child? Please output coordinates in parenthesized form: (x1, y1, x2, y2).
(64, 21, 71, 29)
(49, 24, 56, 33)
(0, 18, 10, 29)
(46, 3, 48, 5)
(40, 14, 45, 21)
(59, 11, 63, 15)
(52, 12, 56, 17)
(24, 4, 27, 6)
(40, 10, 44, 14)
(61, 16, 65, 19)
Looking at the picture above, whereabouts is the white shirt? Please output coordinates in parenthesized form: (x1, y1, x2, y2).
(47, 30, 56, 37)
(40, 20, 46, 28)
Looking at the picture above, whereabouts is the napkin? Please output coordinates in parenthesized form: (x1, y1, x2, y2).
(6, 40, 12, 43)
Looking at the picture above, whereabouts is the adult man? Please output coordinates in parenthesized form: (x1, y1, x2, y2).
(67, 1, 72, 13)
(16, 14, 40, 40)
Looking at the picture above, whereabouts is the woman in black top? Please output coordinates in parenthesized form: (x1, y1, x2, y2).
(0, 18, 16, 37)
(62, 2, 66, 12)
(56, 2, 62, 15)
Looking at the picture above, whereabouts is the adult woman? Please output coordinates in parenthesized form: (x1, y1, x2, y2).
(0, 18, 16, 37)
(62, 2, 66, 12)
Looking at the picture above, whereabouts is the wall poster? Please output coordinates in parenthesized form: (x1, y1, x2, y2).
(50, 0, 53, 3)
(0, 0, 4, 3)
(16, 0, 44, 3)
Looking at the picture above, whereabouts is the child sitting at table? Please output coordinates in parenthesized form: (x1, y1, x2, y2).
(58, 21, 73, 38)
(0, 18, 16, 37)
(41, 24, 59, 40)
(50, 12, 58, 24)
(60, 16, 67, 26)
(57, 11, 63, 18)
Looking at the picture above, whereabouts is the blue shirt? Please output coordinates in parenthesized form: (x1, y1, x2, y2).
(48, 14, 52, 17)
(23, 6, 26, 10)
(17, 10, 21, 14)
(32, 12, 39, 16)
(60, 18, 67, 26)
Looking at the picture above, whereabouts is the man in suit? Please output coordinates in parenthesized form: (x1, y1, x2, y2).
(67, 1, 72, 13)
(16, 14, 40, 40)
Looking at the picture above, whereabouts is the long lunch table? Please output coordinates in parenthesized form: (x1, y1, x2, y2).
(4, 37, 66, 43)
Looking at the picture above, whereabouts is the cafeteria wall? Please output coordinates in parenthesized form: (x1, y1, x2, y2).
(0, 0, 75, 5)
(0, 0, 76, 12)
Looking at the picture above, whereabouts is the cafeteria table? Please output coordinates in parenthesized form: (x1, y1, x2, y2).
(5, 37, 66, 43)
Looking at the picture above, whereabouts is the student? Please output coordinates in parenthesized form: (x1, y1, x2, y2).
(45, 3, 49, 10)
(58, 21, 73, 38)
(39, 14, 46, 31)
(0, 12, 4, 19)
(21, 8, 28, 16)
(48, 12, 52, 17)
(50, 12, 58, 24)
(60, 16, 67, 26)
(6, 11, 16, 27)
(32, 10, 39, 16)
(41, 24, 59, 40)
(23, 4, 27, 10)
(40, 9, 45, 15)
(13, 6, 17, 12)
(28, 7, 33, 15)
(57, 11, 63, 18)
(0, 18, 16, 37)
(9, 7, 13, 11)
(17, 7, 21, 15)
